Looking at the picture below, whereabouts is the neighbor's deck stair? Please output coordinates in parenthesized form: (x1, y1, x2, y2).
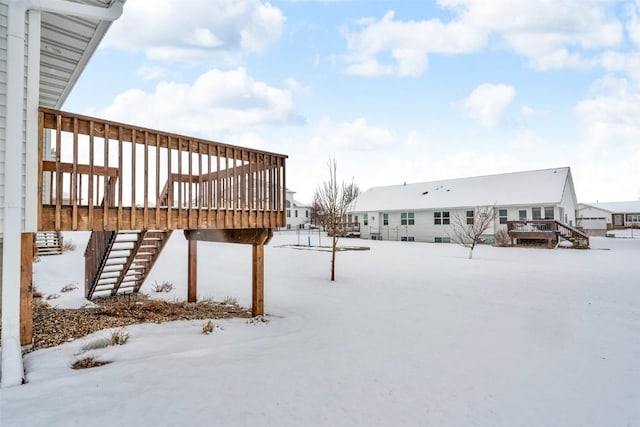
(85, 230, 173, 299)
(35, 231, 63, 256)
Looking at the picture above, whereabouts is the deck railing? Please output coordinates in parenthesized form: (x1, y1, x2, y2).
(38, 108, 287, 231)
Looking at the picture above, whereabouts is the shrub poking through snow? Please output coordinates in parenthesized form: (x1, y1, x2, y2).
(32, 285, 43, 299)
(202, 320, 223, 334)
(494, 230, 511, 247)
(46, 293, 61, 300)
(247, 316, 269, 325)
(60, 284, 78, 293)
(62, 239, 76, 252)
(110, 328, 130, 346)
(151, 281, 175, 293)
(222, 296, 238, 306)
(72, 357, 111, 370)
(202, 320, 214, 334)
(80, 336, 112, 352)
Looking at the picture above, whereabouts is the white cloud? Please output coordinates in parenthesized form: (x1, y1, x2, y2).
(98, 68, 301, 138)
(520, 105, 536, 117)
(575, 75, 640, 147)
(462, 83, 515, 128)
(285, 78, 312, 96)
(309, 117, 395, 152)
(136, 66, 169, 81)
(343, 1, 623, 76)
(103, 0, 284, 63)
(344, 10, 485, 76)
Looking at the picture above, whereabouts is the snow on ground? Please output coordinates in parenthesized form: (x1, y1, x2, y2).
(2, 231, 640, 426)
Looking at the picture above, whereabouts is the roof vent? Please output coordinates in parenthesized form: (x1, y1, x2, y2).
(422, 191, 429, 195)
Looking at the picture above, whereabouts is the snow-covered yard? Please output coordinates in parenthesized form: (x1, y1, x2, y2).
(2, 231, 639, 426)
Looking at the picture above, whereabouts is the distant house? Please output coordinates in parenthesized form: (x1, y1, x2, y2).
(285, 189, 311, 229)
(351, 167, 583, 245)
(578, 201, 640, 234)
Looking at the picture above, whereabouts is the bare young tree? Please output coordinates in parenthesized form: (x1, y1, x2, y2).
(312, 159, 359, 281)
(450, 206, 496, 259)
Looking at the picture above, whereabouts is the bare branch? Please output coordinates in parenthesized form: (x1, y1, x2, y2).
(449, 206, 496, 259)
(312, 158, 359, 280)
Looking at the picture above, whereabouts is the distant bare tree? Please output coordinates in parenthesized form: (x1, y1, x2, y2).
(450, 206, 496, 259)
(312, 159, 359, 281)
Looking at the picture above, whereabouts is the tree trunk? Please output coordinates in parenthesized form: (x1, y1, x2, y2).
(469, 242, 475, 259)
(331, 233, 337, 281)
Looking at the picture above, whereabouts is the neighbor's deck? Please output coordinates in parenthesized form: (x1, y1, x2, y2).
(38, 108, 287, 232)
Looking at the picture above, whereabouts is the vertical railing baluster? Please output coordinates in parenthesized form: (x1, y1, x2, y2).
(155, 133, 161, 228)
(131, 129, 136, 228)
(143, 131, 149, 228)
(177, 138, 183, 228)
(88, 120, 94, 228)
(71, 117, 79, 230)
(55, 113, 62, 230)
(103, 123, 110, 230)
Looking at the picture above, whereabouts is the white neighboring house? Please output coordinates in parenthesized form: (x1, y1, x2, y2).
(352, 167, 579, 243)
(577, 201, 640, 234)
(285, 189, 311, 230)
(1, 0, 125, 387)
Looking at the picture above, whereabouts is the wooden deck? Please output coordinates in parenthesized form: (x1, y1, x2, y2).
(507, 220, 589, 248)
(38, 108, 287, 232)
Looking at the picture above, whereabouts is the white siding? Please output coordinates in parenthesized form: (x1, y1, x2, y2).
(558, 173, 577, 226)
(0, 3, 7, 237)
(285, 190, 311, 229)
(357, 205, 563, 243)
(577, 204, 611, 230)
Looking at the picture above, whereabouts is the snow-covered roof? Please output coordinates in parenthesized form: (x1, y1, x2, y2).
(293, 199, 310, 208)
(354, 167, 572, 212)
(580, 201, 640, 213)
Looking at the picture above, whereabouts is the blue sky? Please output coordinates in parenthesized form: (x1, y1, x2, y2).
(65, 0, 640, 203)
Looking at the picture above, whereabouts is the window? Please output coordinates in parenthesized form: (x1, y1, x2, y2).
(295, 210, 298, 218)
(306, 211, 309, 218)
(401, 212, 415, 225)
(466, 210, 474, 225)
(519, 210, 527, 221)
(383, 213, 389, 225)
(286, 200, 291, 208)
(400, 236, 415, 242)
(434, 211, 450, 225)
(628, 214, 640, 222)
(532, 207, 541, 220)
(363, 214, 368, 226)
(287, 210, 291, 218)
(544, 207, 554, 219)
(499, 209, 508, 224)
(434, 237, 451, 243)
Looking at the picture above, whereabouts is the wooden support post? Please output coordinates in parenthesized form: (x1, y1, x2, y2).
(252, 243, 264, 317)
(20, 233, 34, 346)
(188, 239, 197, 302)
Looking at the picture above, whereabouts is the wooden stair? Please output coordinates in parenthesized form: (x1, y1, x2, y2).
(35, 231, 63, 256)
(85, 230, 173, 299)
(556, 221, 590, 248)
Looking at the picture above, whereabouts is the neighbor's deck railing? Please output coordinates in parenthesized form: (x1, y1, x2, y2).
(38, 107, 287, 231)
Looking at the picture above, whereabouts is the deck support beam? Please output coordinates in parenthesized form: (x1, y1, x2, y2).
(252, 243, 265, 317)
(188, 239, 197, 303)
(20, 233, 34, 347)
(184, 228, 272, 315)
